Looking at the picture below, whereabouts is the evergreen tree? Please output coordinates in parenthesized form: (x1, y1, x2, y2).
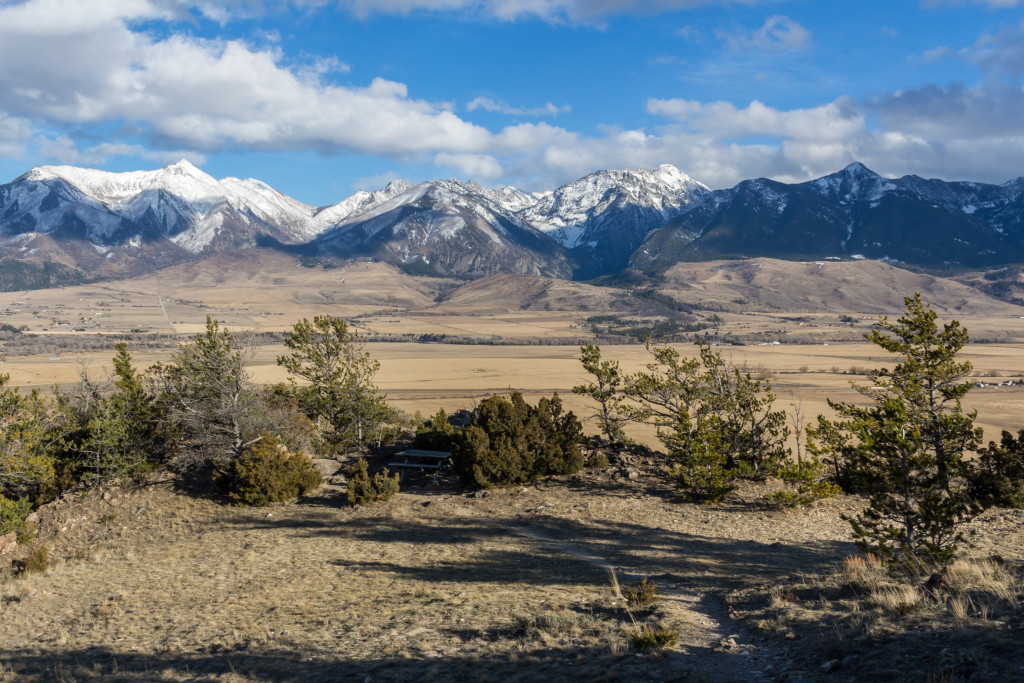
(151, 317, 265, 470)
(624, 341, 789, 500)
(969, 429, 1024, 508)
(277, 316, 394, 452)
(0, 374, 55, 498)
(61, 344, 160, 482)
(823, 294, 982, 569)
(573, 343, 630, 445)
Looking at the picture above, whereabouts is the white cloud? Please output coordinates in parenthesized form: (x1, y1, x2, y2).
(434, 152, 504, 179)
(719, 15, 811, 52)
(0, 0, 490, 159)
(646, 97, 865, 143)
(467, 97, 570, 117)
(1, 0, 1022, 197)
(36, 135, 207, 166)
(0, 113, 32, 158)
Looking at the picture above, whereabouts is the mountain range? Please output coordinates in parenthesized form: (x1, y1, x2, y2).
(2, 159, 1023, 289)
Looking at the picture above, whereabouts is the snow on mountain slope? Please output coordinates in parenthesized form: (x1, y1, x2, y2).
(314, 180, 413, 230)
(311, 178, 573, 278)
(524, 164, 710, 248)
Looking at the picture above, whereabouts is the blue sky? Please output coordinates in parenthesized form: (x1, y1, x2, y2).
(1, 0, 1023, 205)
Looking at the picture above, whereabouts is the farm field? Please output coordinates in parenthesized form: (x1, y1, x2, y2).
(4, 340, 1024, 449)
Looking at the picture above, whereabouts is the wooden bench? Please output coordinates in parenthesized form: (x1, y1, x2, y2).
(387, 449, 452, 482)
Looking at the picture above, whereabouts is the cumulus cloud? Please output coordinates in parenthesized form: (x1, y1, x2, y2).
(0, 0, 489, 159)
(646, 97, 865, 142)
(434, 152, 504, 179)
(467, 97, 570, 117)
(36, 136, 207, 167)
(2, 0, 1022, 197)
(0, 113, 33, 158)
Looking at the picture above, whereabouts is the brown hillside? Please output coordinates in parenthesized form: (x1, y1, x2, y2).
(663, 258, 1023, 316)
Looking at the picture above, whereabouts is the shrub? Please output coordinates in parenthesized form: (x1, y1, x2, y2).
(969, 429, 1024, 508)
(413, 408, 458, 452)
(666, 417, 736, 502)
(627, 623, 678, 651)
(512, 610, 600, 639)
(217, 434, 322, 507)
(451, 392, 585, 489)
(765, 456, 840, 507)
(0, 495, 31, 536)
(346, 458, 400, 506)
(21, 544, 48, 574)
(626, 577, 658, 609)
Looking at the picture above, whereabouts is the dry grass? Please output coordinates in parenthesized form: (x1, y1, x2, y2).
(729, 552, 1024, 680)
(6, 338, 1024, 455)
(1, 463, 1021, 681)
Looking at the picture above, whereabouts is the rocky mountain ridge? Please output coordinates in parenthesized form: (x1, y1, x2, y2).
(2, 159, 1024, 288)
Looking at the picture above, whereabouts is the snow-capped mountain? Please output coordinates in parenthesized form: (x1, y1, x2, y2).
(0, 160, 325, 254)
(632, 163, 1024, 271)
(4, 158, 1024, 290)
(310, 179, 574, 279)
(310, 180, 413, 230)
(522, 164, 710, 278)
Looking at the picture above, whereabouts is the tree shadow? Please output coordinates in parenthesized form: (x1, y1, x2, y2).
(0, 642, 721, 683)
(228, 512, 854, 591)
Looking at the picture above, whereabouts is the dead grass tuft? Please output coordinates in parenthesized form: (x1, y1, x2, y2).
(627, 623, 679, 651)
(512, 609, 602, 640)
(625, 577, 658, 609)
(733, 554, 1024, 680)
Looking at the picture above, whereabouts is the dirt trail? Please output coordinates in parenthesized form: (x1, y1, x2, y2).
(448, 504, 790, 682)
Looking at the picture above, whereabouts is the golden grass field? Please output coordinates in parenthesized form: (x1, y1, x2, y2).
(5, 340, 1024, 450)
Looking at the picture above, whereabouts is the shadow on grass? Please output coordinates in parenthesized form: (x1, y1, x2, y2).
(0, 643, 708, 683)
(226, 512, 854, 591)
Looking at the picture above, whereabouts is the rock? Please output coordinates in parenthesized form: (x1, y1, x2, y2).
(26, 512, 39, 524)
(841, 655, 859, 669)
(0, 532, 17, 555)
(626, 469, 639, 480)
(819, 659, 840, 673)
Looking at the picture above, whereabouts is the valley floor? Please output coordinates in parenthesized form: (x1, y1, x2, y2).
(2, 459, 1022, 682)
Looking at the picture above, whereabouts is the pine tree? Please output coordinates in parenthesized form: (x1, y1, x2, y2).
(824, 294, 982, 569)
(624, 341, 789, 500)
(277, 316, 394, 452)
(573, 343, 630, 445)
(151, 317, 264, 470)
(0, 374, 55, 498)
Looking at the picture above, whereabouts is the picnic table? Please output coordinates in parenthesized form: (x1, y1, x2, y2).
(387, 449, 452, 482)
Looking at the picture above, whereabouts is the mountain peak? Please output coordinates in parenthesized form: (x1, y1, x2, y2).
(841, 161, 878, 177)
(162, 158, 212, 180)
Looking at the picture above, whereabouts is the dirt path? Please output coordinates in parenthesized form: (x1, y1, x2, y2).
(448, 505, 791, 682)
